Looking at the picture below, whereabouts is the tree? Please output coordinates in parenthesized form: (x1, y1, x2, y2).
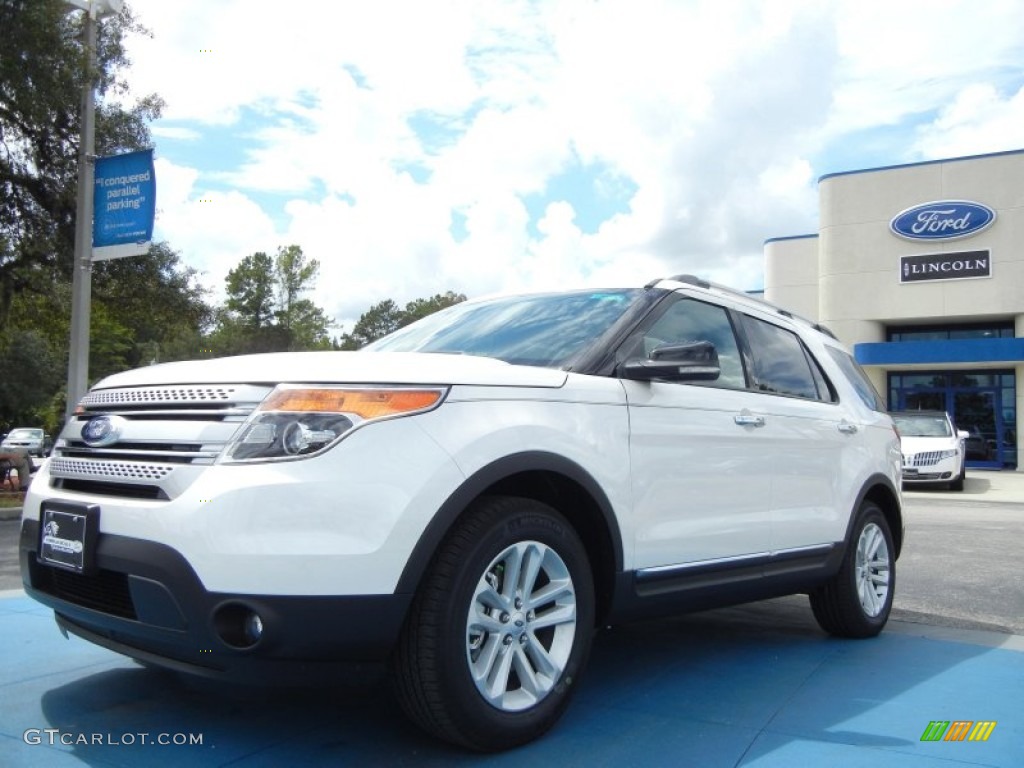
(0, 329, 62, 428)
(213, 245, 333, 354)
(274, 245, 318, 331)
(0, 0, 163, 329)
(90, 242, 212, 371)
(225, 252, 275, 329)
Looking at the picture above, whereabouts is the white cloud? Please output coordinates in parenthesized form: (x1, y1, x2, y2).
(150, 125, 201, 141)
(120, 0, 1024, 330)
(913, 83, 1024, 159)
(152, 157, 279, 302)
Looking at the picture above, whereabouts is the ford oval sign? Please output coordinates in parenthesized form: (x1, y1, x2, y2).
(890, 200, 995, 241)
(81, 414, 127, 447)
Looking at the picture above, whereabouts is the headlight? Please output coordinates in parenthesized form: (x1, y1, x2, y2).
(937, 449, 959, 460)
(220, 385, 447, 463)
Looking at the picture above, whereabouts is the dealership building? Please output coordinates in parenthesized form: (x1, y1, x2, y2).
(764, 148, 1023, 470)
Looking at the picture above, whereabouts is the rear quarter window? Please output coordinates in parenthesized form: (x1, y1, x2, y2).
(826, 347, 887, 411)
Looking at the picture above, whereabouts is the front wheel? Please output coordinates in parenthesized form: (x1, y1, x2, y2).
(810, 501, 894, 638)
(391, 496, 595, 751)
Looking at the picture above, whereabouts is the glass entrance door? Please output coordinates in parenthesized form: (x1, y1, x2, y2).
(953, 389, 1002, 468)
(903, 390, 946, 412)
(889, 370, 1015, 469)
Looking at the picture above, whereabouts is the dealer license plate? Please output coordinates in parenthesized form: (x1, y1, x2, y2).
(38, 503, 99, 574)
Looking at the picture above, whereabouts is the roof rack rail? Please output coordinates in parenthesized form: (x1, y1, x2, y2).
(654, 274, 838, 340)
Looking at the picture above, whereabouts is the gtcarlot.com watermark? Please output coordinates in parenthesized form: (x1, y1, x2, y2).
(24, 728, 203, 747)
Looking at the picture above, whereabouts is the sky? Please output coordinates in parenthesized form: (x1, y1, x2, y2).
(114, 0, 1024, 333)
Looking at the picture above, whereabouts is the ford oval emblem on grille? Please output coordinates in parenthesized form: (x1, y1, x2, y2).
(890, 200, 996, 241)
(81, 414, 127, 447)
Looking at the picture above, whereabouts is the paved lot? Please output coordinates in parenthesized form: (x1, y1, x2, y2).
(1, 471, 1022, 766)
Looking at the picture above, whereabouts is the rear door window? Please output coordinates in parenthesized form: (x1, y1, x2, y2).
(740, 315, 825, 401)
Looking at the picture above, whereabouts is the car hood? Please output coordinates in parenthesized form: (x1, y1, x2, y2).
(90, 351, 569, 391)
(900, 435, 960, 454)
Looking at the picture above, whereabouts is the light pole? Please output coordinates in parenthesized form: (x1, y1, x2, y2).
(63, 0, 124, 423)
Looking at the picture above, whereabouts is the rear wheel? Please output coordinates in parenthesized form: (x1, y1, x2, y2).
(810, 501, 894, 638)
(391, 496, 595, 751)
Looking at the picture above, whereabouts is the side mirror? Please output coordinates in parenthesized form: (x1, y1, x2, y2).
(957, 430, 970, 440)
(621, 340, 721, 382)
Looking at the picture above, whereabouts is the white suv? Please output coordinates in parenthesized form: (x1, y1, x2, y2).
(20, 276, 903, 751)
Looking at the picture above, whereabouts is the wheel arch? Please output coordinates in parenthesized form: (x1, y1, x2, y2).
(849, 473, 904, 558)
(395, 451, 624, 624)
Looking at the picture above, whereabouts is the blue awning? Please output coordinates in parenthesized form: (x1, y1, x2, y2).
(854, 338, 1024, 366)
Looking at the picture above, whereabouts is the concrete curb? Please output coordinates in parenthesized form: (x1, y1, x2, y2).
(0, 506, 23, 521)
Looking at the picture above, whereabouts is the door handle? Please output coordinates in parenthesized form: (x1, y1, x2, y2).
(734, 412, 765, 427)
(838, 421, 859, 434)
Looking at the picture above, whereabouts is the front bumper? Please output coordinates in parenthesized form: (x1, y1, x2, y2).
(901, 458, 960, 483)
(20, 519, 411, 681)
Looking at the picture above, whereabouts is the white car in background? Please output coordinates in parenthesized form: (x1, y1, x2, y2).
(892, 411, 968, 491)
(1, 428, 52, 458)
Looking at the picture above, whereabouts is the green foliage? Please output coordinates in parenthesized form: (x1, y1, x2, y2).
(225, 252, 275, 329)
(91, 242, 212, 368)
(0, 329, 62, 431)
(213, 245, 333, 354)
(0, 0, 164, 327)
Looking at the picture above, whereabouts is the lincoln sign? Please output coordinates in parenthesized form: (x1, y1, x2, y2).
(900, 250, 991, 284)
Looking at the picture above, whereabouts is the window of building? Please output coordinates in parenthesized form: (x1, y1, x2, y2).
(887, 322, 1015, 342)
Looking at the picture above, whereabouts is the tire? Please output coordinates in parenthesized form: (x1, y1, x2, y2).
(809, 501, 894, 638)
(391, 496, 595, 752)
(949, 465, 965, 491)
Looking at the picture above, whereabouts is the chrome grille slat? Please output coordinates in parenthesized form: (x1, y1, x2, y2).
(50, 458, 175, 481)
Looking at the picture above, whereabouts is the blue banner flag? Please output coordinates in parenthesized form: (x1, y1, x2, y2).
(93, 149, 156, 248)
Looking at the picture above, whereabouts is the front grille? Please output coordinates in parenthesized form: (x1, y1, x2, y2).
(49, 383, 273, 500)
(905, 451, 946, 467)
(34, 565, 136, 620)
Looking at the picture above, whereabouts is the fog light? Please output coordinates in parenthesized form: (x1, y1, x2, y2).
(245, 612, 264, 643)
(213, 603, 266, 649)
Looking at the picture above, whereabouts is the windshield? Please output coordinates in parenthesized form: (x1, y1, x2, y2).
(7, 429, 42, 439)
(892, 414, 952, 437)
(365, 289, 642, 368)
